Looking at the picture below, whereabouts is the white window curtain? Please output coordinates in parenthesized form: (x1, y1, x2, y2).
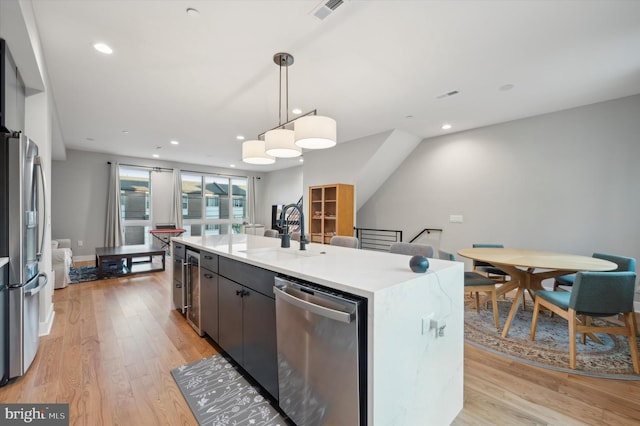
(247, 176, 257, 225)
(170, 168, 183, 229)
(104, 162, 124, 246)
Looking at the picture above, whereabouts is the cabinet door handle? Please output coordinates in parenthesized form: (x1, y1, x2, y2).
(236, 290, 243, 296)
(204, 273, 213, 279)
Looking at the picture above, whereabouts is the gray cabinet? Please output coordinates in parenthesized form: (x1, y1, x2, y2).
(218, 276, 244, 362)
(242, 286, 277, 399)
(0, 40, 26, 132)
(200, 251, 219, 341)
(218, 257, 278, 400)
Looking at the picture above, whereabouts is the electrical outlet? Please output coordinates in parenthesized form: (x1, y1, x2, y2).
(78, 240, 83, 247)
(421, 313, 435, 335)
(429, 318, 447, 338)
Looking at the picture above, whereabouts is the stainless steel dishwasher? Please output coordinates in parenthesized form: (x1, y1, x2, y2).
(274, 276, 367, 426)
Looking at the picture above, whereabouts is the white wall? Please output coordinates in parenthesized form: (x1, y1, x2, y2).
(260, 166, 303, 230)
(303, 131, 389, 189)
(302, 131, 391, 224)
(357, 95, 640, 298)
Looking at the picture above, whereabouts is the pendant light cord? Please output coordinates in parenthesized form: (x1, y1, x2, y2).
(277, 55, 290, 127)
(278, 59, 282, 126)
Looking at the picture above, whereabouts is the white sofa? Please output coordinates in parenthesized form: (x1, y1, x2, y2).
(52, 238, 72, 289)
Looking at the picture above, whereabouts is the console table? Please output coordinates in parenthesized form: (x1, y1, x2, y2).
(95, 245, 166, 279)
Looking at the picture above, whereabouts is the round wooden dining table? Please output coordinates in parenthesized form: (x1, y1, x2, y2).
(457, 248, 617, 338)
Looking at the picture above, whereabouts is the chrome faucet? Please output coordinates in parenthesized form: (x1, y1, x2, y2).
(279, 203, 307, 250)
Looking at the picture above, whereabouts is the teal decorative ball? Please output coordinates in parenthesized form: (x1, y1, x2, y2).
(409, 255, 429, 273)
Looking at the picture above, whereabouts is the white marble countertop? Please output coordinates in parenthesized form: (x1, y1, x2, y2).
(173, 233, 464, 425)
(0, 257, 7, 268)
(173, 234, 454, 298)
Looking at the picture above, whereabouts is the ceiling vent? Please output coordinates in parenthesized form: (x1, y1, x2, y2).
(312, 0, 345, 20)
(436, 90, 460, 100)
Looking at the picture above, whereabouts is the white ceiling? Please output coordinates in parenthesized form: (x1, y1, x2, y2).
(30, 0, 640, 171)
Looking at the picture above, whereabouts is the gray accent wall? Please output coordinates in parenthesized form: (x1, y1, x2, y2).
(357, 94, 640, 297)
(52, 149, 266, 258)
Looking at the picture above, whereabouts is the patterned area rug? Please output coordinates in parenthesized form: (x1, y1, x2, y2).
(69, 266, 98, 283)
(464, 295, 640, 379)
(171, 354, 287, 426)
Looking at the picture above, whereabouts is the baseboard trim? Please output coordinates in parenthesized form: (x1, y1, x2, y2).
(39, 309, 55, 337)
(73, 255, 95, 262)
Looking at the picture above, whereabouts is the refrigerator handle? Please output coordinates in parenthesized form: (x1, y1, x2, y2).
(35, 156, 48, 261)
(25, 273, 48, 296)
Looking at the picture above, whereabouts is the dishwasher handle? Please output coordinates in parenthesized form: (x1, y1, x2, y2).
(274, 286, 353, 324)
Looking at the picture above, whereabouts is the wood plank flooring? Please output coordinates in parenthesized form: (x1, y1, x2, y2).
(0, 263, 638, 425)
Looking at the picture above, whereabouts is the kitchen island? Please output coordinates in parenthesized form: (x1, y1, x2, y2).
(172, 234, 463, 425)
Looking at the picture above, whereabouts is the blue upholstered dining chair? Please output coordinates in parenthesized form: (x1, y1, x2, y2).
(472, 243, 510, 283)
(530, 271, 639, 373)
(389, 242, 434, 258)
(471, 243, 523, 309)
(439, 250, 500, 329)
(553, 252, 636, 290)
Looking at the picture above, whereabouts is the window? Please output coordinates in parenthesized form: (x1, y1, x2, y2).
(181, 172, 248, 236)
(120, 166, 152, 245)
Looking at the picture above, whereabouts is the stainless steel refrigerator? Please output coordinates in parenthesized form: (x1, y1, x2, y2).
(0, 129, 48, 383)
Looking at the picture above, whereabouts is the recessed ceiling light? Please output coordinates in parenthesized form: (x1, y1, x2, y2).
(441, 124, 452, 130)
(170, 140, 179, 145)
(292, 108, 302, 115)
(93, 43, 113, 54)
(299, 158, 304, 163)
(236, 135, 245, 141)
(229, 164, 236, 168)
(122, 130, 129, 134)
(86, 137, 94, 141)
(186, 7, 200, 17)
(152, 154, 160, 158)
(499, 84, 515, 91)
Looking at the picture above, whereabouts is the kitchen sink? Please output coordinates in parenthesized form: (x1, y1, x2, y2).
(238, 247, 322, 262)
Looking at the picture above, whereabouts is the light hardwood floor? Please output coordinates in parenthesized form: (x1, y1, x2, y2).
(1, 263, 638, 425)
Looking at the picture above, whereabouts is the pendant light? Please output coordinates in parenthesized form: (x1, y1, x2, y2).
(242, 140, 275, 165)
(242, 52, 337, 165)
(294, 115, 337, 149)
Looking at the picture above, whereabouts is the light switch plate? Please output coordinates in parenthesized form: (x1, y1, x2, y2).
(449, 215, 463, 223)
